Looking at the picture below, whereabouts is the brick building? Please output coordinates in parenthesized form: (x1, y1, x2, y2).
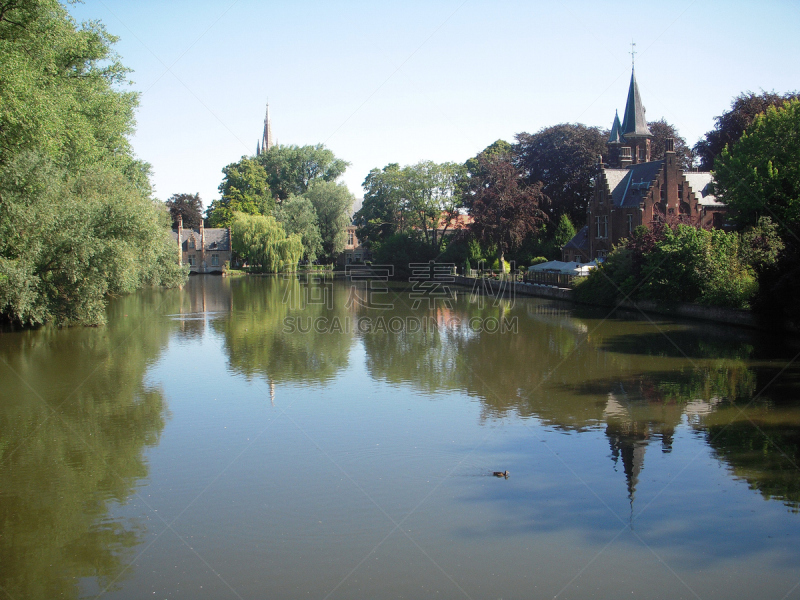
(562, 68, 725, 263)
(173, 215, 232, 274)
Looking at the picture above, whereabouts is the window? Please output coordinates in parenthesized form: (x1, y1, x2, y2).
(596, 250, 607, 259)
(678, 184, 684, 200)
(347, 230, 354, 246)
(602, 215, 608, 238)
(188, 255, 195, 266)
(211, 254, 219, 266)
(189, 238, 195, 249)
(639, 147, 646, 161)
(595, 216, 601, 238)
(575, 255, 582, 264)
(627, 213, 633, 234)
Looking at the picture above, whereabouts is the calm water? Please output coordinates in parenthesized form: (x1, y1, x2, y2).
(2, 275, 800, 599)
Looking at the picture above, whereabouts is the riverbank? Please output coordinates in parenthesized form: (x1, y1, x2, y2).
(451, 275, 760, 330)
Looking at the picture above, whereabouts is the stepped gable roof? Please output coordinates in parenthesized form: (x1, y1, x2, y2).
(608, 110, 623, 144)
(606, 160, 664, 208)
(171, 228, 231, 251)
(684, 172, 722, 206)
(620, 68, 652, 138)
(563, 225, 588, 250)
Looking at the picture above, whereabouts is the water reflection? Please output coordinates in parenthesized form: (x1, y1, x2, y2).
(0, 288, 181, 599)
(212, 275, 355, 385)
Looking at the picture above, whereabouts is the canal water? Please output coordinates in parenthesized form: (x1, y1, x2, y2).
(2, 275, 800, 599)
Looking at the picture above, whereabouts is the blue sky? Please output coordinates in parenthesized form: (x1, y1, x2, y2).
(68, 0, 800, 209)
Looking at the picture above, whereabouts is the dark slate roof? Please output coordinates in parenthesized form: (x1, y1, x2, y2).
(171, 228, 231, 252)
(608, 110, 622, 144)
(606, 160, 664, 208)
(563, 225, 588, 250)
(620, 69, 652, 138)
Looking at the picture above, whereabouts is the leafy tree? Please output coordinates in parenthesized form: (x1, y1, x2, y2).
(513, 123, 606, 225)
(356, 163, 405, 245)
(165, 192, 203, 229)
(302, 180, 354, 263)
(712, 99, 800, 234)
(355, 160, 465, 252)
(274, 194, 323, 262)
(257, 143, 349, 201)
(552, 214, 577, 252)
(463, 139, 512, 200)
(206, 157, 272, 228)
(468, 153, 547, 272)
(0, 1, 186, 326)
(230, 212, 302, 273)
(372, 233, 437, 279)
(694, 91, 800, 171)
(648, 118, 692, 169)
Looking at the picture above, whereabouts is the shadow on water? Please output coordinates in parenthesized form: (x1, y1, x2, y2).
(0, 286, 182, 599)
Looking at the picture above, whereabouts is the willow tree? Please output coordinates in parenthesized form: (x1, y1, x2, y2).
(230, 212, 302, 273)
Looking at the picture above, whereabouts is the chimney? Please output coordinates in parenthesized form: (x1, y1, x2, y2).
(665, 137, 675, 153)
(200, 219, 205, 253)
(177, 214, 183, 263)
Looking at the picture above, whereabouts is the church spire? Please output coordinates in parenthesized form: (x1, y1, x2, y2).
(261, 103, 273, 154)
(620, 68, 652, 139)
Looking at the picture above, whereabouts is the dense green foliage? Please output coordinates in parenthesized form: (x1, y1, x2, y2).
(0, 0, 186, 326)
(206, 157, 272, 228)
(256, 143, 350, 201)
(574, 218, 782, 309)
(303, 180, 354, 263)
(713, 100, 800, 234)
(694, 91, 800, 171)
(355, 160, 465, 252)
(205, 144, 351, 263)
(274, 194, 323, 263)
(230, 212, 303, 273)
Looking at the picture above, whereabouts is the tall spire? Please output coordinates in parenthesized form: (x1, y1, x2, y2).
(620, 68, 652, 138)
(261, 103, 273, 154)
(256, 140, 261, 156)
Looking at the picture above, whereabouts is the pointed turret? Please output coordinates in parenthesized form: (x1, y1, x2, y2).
(256, 140, 261, 156)
(608, 110, 622, 145)
(620, 68, 652, 138)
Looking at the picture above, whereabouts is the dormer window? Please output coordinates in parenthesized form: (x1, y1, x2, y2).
(189, 238, 195, 249)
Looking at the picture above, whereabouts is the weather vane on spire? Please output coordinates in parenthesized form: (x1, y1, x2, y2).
(630, 41, 637, 68)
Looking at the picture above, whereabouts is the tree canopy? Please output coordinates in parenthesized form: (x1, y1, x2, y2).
(513, 123, 606, 225)
(274, 194, 323, 263)
(468, 153, 547, 272)
(648, 119, 692, 169)
(355, 160, 465, 252)
(694, 91, 800, 171)
(712, 99, 800, 234)
(256, 144, 350, 201)
(165, 193, 203, 229)
(303, 180, 354, 263)
(0, 0, 186, 326)
(206, 157, 273, 228)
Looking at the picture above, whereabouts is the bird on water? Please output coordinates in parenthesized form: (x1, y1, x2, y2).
(493, 470, 509, 478)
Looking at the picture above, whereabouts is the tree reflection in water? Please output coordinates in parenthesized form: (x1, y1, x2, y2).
(0, 287, 181, 599)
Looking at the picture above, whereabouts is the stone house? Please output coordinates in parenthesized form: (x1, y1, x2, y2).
(172, 215, 232, 274)
(562, 68, 725, 263)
